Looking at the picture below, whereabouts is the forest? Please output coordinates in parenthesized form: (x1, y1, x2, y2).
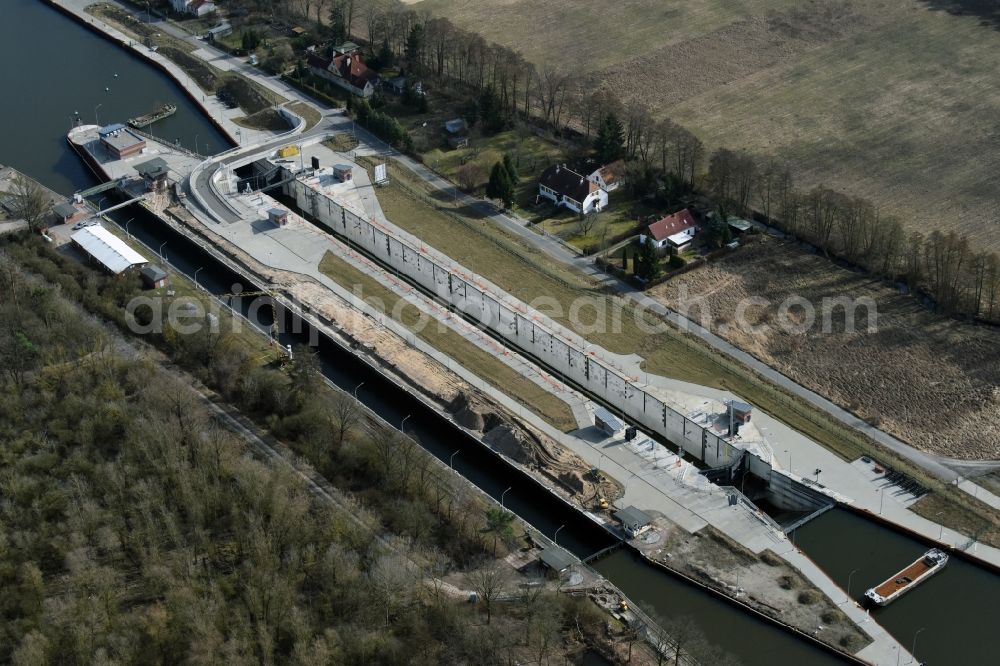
(0, 235, 613, 665)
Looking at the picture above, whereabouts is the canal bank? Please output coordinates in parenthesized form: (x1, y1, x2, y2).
(9, 1, 999, 663)
(100, 196, 853, 666)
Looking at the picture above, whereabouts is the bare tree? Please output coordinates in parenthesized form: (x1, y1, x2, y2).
(537, 67, 569, 126)
(467, 559, 508, 624)
(456, 162, 487, 192)
(328, 391, 359, 447)
(11, 174, 49, 233)
(367, 552, 413, 627)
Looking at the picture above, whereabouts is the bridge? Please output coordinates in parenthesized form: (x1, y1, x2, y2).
(76, 178, 126, 198)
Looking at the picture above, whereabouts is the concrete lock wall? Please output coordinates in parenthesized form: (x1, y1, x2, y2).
(284, 175, 747, 470)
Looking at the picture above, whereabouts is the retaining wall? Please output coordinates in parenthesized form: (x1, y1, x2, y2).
(284, 174, 756, 470)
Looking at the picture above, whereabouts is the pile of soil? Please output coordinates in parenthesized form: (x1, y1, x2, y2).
(449, 392, 489, 430)
(483, 423, 536, 464)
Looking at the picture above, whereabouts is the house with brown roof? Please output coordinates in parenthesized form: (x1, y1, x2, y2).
(306, 43, 379, 98)
(640, 208, 698, 251)
(538, 164, 608, 214)
(588, 159, 625, 192)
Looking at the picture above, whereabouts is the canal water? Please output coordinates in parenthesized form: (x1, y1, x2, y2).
(794, 509, 999, 666)
(4, 2, 997, 665)
(0, 0, 229, 195)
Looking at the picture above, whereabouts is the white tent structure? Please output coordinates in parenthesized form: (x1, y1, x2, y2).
(71, 225, 147, 274)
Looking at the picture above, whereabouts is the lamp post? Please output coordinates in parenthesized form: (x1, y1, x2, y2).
(911, 627, 925, 664)
(400, 414, 411, 432)
(501, 486, 512, 509)
(353, 381, 364, 402)
(554, 524, 565, 546)
(785, 449, 792, 474)
(159, 241, 167, 259)
(97, 196, 107, 211)
(194, 266, 204, 290)
(94, 103, 102, 126)
(124, 217, 134, 238)
(847, 567, 860, 603)
(195, 134, 199, 156)
(878, 487, 885, 515)
(450, 449, 460, 469)
(936, 511, 945, 542)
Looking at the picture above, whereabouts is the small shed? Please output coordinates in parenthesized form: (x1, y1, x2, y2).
(268, 208, 289, 227)
(444, 118, 468, 135)
(205, 23, 232, 41)
(729, 400, 752, 424)
(385, 76, 406, 95)
(54, 201, 85, 225)
(614, 506, 653, 539)
(727, 217, 753, 234)
(140, 264, 169, 289)
(333, 164, 353, 182)
(594, 406, 624, 437)
(538, 546, 575, 574)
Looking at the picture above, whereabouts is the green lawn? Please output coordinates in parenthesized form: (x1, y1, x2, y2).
(318, 251, 578, 432)
(537, 198, 648, 253)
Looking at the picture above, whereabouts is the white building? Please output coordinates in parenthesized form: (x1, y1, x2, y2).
(71, 225, 147, 275)
(588, 160, 625, 192)
(537, 164, 607, 214)
(171, 0, 216, 17)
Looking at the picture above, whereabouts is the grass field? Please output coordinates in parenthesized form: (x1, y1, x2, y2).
(651, 235, 1000, 459)
(317, 251, 578, 432)
(403, 0, 1000, 250)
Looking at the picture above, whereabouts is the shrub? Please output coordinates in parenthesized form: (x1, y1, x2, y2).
(760, 551, 783, 567)
(797, 590, 821, 605)
(778, 575, 798, 590)
(821, 609, 844, 624)
(668, 253, 686, 269)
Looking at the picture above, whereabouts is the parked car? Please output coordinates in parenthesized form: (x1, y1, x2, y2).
(72, 221, 87, 230)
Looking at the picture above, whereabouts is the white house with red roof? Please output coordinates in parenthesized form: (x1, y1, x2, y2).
(588, 160, 625, 192)
(538, 164, 608, 214)
(306, 43, 379, 98)
(640, 208, 699, 251)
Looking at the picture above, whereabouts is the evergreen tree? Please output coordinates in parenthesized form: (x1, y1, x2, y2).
(329, 2, 347, 44)
(377, 38, 393, 68)
(502, 153, 518, 185)
(594, 113, 625, 164)
(486, 162, 515, 209)
(478, 85, 504, 134)
(404, 24, 425, 76)
(635, 239, 662, 280)
(705, 207, 733, 249)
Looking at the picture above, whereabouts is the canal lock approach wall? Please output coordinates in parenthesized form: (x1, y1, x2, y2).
(282, 171, 830, 519)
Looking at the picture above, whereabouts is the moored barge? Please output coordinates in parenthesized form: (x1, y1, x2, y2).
(864, 548, 948, 607)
